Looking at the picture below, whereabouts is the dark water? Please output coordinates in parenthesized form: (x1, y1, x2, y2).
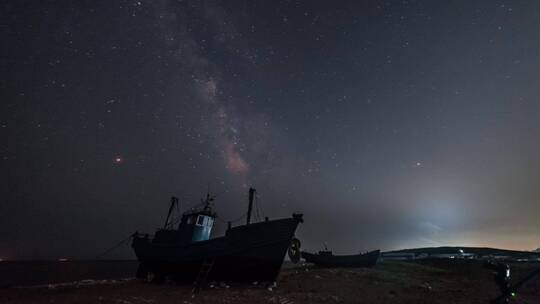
(0, 260, 139, 287)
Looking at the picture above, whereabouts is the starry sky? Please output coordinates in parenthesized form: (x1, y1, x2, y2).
(2, 0, 540, 259)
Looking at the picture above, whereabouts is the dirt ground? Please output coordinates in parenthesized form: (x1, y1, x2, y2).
(1, 260, 539, 304)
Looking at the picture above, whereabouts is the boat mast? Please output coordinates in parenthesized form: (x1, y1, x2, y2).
(246, 187, 256, 225)
(202, 191, 215, 211)
(163, 196, 179, 229)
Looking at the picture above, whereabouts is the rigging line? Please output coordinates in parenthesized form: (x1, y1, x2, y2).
(215, 212, 247, 224)
(214, 217, 226, 223)
(259, 195, 265, 216)
(168, 214, 183, 227)
(255, 198, 261, 222)
(181, 200, 205, 212)
(95, 233, 134, 259)
(169, 191, 221, 220)
(255, 194, 264, 221)
(231, 212, 247, 223)
(253, 193, 259, 221)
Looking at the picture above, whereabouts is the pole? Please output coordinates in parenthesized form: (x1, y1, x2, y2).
(164, 196, 178, 229)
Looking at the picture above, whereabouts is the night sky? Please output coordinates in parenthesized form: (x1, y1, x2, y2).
(2, 0, 540, 259)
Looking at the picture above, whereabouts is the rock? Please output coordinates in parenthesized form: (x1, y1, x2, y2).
(219, 281, 228, 288)
(420, 282, 432, 290)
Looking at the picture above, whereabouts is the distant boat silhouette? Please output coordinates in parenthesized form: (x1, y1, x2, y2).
(301, 249, 380, 267)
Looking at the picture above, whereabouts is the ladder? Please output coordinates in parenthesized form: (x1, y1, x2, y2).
(192, 257, 216, 294)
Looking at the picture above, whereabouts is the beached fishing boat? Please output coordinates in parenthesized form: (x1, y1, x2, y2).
(131, 188, 303, 284)
(301, 249, 380, 268)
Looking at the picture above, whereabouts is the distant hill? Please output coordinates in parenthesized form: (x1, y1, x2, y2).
(386, 246, 540, 258)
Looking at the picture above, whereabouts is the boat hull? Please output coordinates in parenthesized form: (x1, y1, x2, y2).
(132, 216, 302, 283)
(301, 250, 380, 268)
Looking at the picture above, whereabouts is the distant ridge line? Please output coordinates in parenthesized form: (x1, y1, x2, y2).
(385, 246, 540, 257)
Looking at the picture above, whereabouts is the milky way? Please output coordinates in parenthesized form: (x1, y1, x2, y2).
(153, 0, 252, 181)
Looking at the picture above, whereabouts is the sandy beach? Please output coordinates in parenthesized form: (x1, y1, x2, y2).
(1, 260, 539, 304)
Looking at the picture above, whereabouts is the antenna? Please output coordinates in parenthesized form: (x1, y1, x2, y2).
(202, 186, 215, 211)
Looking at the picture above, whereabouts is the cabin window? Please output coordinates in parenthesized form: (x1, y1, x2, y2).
(192, 215, 214, 227)
(196, 215, 205, 226)
(191, 214, 214, 242)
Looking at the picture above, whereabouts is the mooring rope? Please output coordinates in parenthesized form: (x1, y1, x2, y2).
(95, 233, 134, 259)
